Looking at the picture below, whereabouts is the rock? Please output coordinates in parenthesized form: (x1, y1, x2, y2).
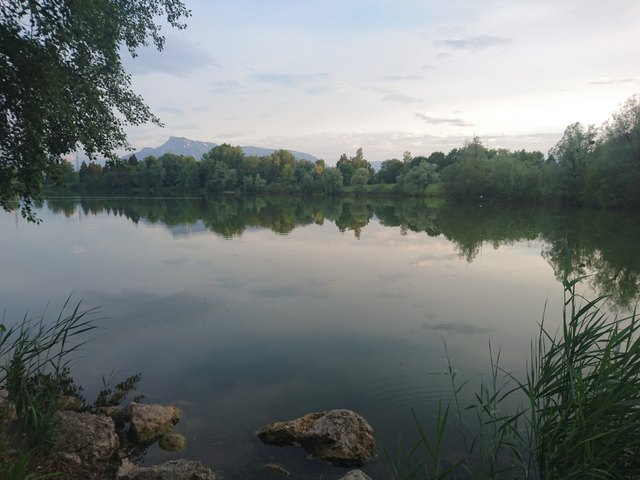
(118, 459, 215, 480)
(59, 452, 82, 465)
(117, 458, 140, 478)
(99, 405, 129, 426)
(127, 402, 181, 443)
(302, 409, 376, 467)
(338, 470, 373, 480)
(264, 463, 290, 476)
(158, 433, 186, 452)
(53, 411, 119, 466)
(99, 405, 124, 417)
(57, 395, 83, 411)
(257, 411, 325, 445)
(257, 409, 375, 467)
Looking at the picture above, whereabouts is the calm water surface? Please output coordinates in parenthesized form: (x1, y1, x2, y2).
(1, 197, 639, 479)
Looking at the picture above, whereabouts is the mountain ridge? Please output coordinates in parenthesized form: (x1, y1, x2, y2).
(130, 136, 318, 162)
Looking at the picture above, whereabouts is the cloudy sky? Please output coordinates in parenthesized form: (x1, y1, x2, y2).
(123, 0, 640, 163)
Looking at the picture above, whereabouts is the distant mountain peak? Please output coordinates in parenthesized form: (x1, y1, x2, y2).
(130, 137, 318, 162)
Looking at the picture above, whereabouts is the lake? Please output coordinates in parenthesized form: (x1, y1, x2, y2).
(1, 196, 639, 478)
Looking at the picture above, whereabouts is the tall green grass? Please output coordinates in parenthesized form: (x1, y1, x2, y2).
(388, 278, 640, 479)
(0, 298, 144, 479)
(0, 297, 96, 445)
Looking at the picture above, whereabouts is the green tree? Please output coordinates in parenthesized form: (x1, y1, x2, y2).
(549, 122, 596, 204)
(313, 159, 326, 178)
(0, 0, 190, 220)
(176, 156, 199, 192)
(374, 159, 406, 184)
(281, 163, 296, 186)
(442, 155, 491, 201)
(295, 160, 315, 193)
(158, 153, 186, 189)
(427, 151, 449, 170)
(398, 161, 439, 195)
(584, 96, 640, 208)
(336, 153, 356, 186)
(201, 145, 244, 192)
(127, 154, 139, 167)
(336, 148, 374, 186)
(148, 159, 166, 192)
(103, 159, 133, 192)
(78, 161, 104, 190)
(46, 160, 79, 192)
(351, 147, 374, 177)
(486, 155, 541, 201)
(460, 136, 489, 162)
(262, 149, 295, 184)
(350, 167, 370, 194)
(604, 95, 640, 163)
(133, 160, 149, 191)
(320, 167, 343, 195)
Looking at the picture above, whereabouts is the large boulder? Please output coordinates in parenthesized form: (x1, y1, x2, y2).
(257, 409, 375, 467)
(118, 459, 216, 480)
(53, 411, 119, 466)
(127, 402, 181, 443)
(256, 411, 325, 445)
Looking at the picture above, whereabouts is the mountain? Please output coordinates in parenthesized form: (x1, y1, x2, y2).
(239, 145, 317, 162)
(128, 136, 318, 162)
(133, 137, 217, 160)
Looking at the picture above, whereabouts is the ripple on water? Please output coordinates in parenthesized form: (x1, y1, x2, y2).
(347, 371, 477, 410)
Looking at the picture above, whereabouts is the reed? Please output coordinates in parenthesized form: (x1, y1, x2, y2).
(388, 278, 640, 479)
(0, 297, 96, 447)
(0, 298, 144, 478)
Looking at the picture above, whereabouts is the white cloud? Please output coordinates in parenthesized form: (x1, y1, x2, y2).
(415, 113, 473, 127)
(588, 77, 640, 85)
(249, 71, 329, 87)
(433, 35, 513, 51)
(125, 34, 217, 76)
(383, 75, 425, 81)
(122, 0, 640, 161)
(383, 93, 423, 104)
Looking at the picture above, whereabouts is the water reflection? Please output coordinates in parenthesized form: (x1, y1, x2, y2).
(46, 196, 640, 307)
(3, 196, 638, 478)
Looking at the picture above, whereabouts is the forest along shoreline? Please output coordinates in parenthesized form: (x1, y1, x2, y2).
(45, 96, 640, 213)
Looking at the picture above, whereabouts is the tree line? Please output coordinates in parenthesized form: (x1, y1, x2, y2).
(49, 94, 640, 209)
(441, 94, 639, 208)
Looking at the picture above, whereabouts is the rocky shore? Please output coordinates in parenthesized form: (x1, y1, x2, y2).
(1, 391, 377, 479)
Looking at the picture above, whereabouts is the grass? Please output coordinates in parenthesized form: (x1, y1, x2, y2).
(0, 298, 145, 479)
(0, 297, 97, 446)
(0, 298, 98, 479)
(388, 278, 640, 479)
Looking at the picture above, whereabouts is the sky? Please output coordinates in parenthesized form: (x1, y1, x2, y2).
(122, 0, 640, 163)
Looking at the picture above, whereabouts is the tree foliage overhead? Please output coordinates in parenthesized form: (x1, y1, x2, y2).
(0, 0, 190, 219)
